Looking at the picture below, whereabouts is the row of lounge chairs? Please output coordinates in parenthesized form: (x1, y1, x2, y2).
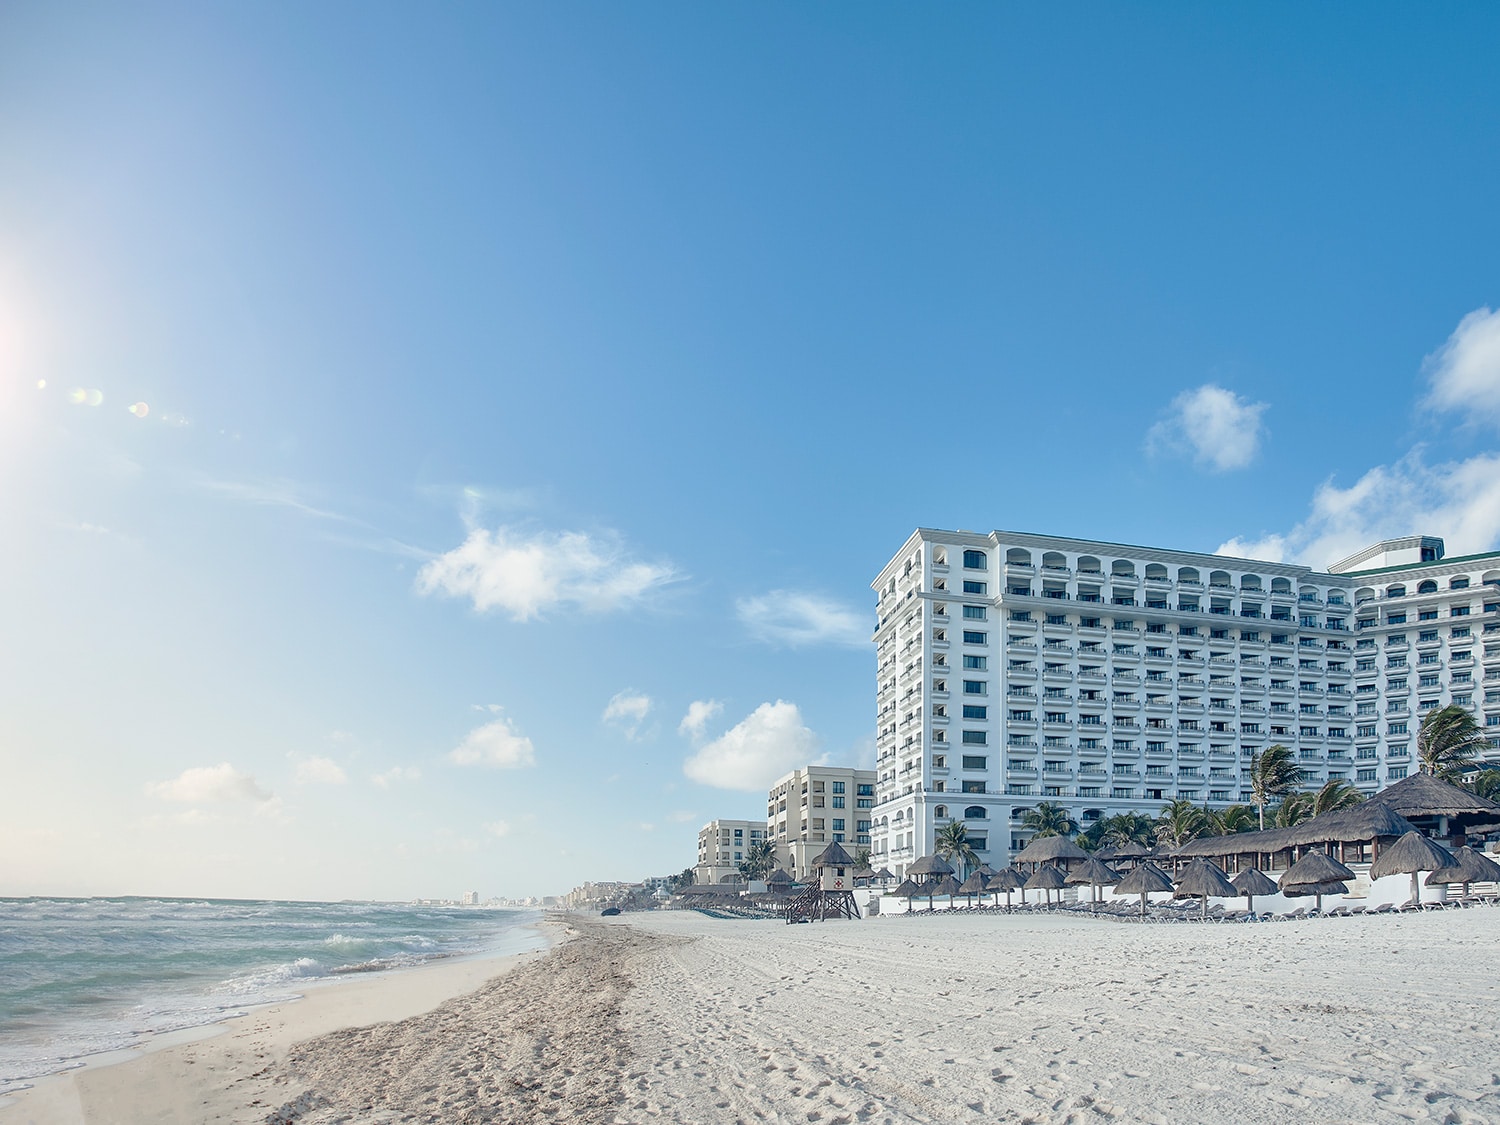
(888, 891, 1500, 923)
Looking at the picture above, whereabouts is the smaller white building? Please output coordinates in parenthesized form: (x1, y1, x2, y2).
(767, 765, 878, 880)
(696, 818, 766, 884)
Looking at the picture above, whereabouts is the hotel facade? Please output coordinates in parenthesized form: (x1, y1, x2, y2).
(767, 765, 879, 881)
(695, 818, 768, 885)
(871, 528, 1500, 880)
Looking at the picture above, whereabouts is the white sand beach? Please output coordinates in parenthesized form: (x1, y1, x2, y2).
(6, 908, 1500, 1124)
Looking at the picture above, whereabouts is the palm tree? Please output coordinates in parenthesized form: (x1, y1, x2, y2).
(855, 847, 872, 869)
(1418, 704, 1487, 782)
(1205, 803, 1257, 835)
(1099, 811, 1158, 848)
(1310, 777, 1364, 816)
(1274, 791, 1314, 828)
(1249, 744, 1302, 830)
(1154, 799, 1207, 848)
(934, 820, 978, 879)
(737, 839, 776, 882)
(1470, 768, 1500, 802)
(1020, 800, 1077, 839)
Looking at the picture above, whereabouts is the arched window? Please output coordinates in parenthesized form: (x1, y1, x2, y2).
(1209, 570, 1232, 588)
(1387, 584, 1406, 598)
(934, 805, 948, 819)
(1179, 567, 1200, 584)
(1144, 563, 1168, 581)
(1271, 577, 1291, 593)
(1418, 580, 1438, 594)
(1042, 551, 1067, 570)
(1241, 575, 1262, 591)
(1006, 548, 1032, 566)
(963, 805, 987, 819)
(1356, 587, 1376, 605)
(1077, 555, 1102, 575)
(1111, 560, 1136, 577)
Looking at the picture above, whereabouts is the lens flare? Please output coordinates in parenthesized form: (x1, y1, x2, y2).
(128, 402, 149, 418)
(86, 389, 103, 406)
(36, 379, 46, 389)
(68, 387, 86, 404)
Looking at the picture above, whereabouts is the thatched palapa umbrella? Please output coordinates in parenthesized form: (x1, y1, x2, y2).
(1369, 830, 1457, 907)
(932, 874, 963, 907)
(1173, 858, 1236, 920)
(1024, 864, 1068, 908)
(1064, 857, 1121, 905)
(1114, 860, 1175, 919)
(875, 866, 897, 887)
(907, 854, 956, 881)
(1279, 851, 1356, 912)
(1230, 867, 1278, 914)
(958, 870, 988, 906)
(893, 877, 922, 910)
(986, 867, 1025, 910)
(1015, 835, 1089, 871)
(766, 869, 794, 898)
(1425, 846, 1500, 899)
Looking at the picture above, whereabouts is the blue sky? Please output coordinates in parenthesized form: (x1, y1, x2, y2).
(2, 5, 1498, 900)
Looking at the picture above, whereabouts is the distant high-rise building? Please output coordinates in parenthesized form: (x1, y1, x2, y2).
(695, 818, 766, 884)
(872, 528, 1500, 880)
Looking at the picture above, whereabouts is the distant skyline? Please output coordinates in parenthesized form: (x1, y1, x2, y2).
(2, 5, 1498, 900)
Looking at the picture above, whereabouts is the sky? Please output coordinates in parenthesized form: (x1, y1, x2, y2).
(2, 5, 1499, 901)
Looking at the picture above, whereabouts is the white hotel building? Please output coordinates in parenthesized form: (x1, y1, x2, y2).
(872, 528, 1500, 879)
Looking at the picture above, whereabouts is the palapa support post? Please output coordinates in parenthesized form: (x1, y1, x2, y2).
(785, 841, 861, 923)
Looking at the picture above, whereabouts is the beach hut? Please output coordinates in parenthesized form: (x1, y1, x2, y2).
(1023, 864, 1068, 908)
(1114, 861, 1175, 920)
(1369, 831, 1457, 908)
(1173, 858, 1237, 920)
(1064, 857, 1121, 906)
(1014, 835, 1089, 872)
(1171, 802, 1418, 873)
(766, 869, 795, 898)
(1230, 868, 1279, 914)
(985, 867, 1025, 910)
(907, 854, 956, 884)
(786, 841, 861, 923)
(874, 866, 897, 887)
(1278, 852, 1356, 913)
(958, 870, 988, 906)
(1425, 846, 1500, 899)
(1366, 772, 1500, 841)
(851, 865, 877, 886)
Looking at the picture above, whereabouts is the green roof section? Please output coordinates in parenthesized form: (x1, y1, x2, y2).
(1341, 549, 1500, 579)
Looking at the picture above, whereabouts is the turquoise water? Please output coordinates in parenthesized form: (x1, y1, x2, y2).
(0, 897, 543, 1091)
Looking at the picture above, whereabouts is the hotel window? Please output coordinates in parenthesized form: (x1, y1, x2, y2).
(963, 605, 987, 620)
(962, 704, 987, 720)
(963, 581, 987, 596)
(1419, 610, 1439, 621)
(963, 680, 987, 695)
(857, 783, 873, 796)
(963, 655, 987, 670)
(962, 731, 988, 745)
(1388, 614, 1406, 625)
(961, 780, 986, 793)
(1007, 710, 1032, 722)
(1389, 722, 1408, 735)
(832, 796, 845, 808)
(962, 754, 987, 769)
(832, 819, 844, 831)
(963, 630, 987, 644)
(832, 781, 845, 794)
(963, 550, 988, 569)
(1388, 767, 1408, 780)
(1357, 768, 1377, 782)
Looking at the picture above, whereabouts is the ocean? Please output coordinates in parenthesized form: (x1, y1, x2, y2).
(0, 897, 545, 1092)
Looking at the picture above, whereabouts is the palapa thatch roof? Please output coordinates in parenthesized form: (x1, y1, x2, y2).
(1426, 845, 1500, 886)
(851, 866, 877, 880)
(907, 854, 956, 878)
(932, 874, 964, 897)
(985, 868, 1026, 892)
(1064, 857, 1121, 887)
(1015, 835, 1089, 864)
(1282, 879, 1349, 899)
(1023, 864, 1068, 890)
(1096, 841, 1149, 860)
(1173, 802, 1418, 859)
(1369, 830, 1457, 879)
(811, 841, 856, 868)
(1173, 858, 1236, 899)
(875, 866, 896, 880)
(1280, 851, 1355, 889)
(766, 869, 794, 886)
(958, 871, 989, 894)
(893, 878, 921, 898)
(974, 863, 999, 878)
(1115, 861, 1175, 895)
(1230, 868, 1279, 898)
(1367, 773, 1500, 820)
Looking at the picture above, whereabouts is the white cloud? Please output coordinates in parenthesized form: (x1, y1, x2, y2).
(371, 765, 422, 788)
(602, 690, 653, 739)
(415, 526, 677, 621)
(484, 819, 512, 838)
(1147, 384, 1269, 472)
(683, 700, 822, 792)
(1424, 307, 1500, 426)
(295, 756, 348, 785)
(147, 763, 274, 805)
(736, 591, 867, 648)
(678, 699, 723, 740)
(1216, 448, 1500, 569)
(449, 716, 536, 769)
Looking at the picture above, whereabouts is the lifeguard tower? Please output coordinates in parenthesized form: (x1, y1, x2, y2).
(785, 841, 861, 923)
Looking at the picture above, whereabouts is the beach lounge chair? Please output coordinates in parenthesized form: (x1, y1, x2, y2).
(1371, 902, 1395, 914)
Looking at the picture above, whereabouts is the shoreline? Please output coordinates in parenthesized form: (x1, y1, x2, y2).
(0, 916, 563, 1125)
